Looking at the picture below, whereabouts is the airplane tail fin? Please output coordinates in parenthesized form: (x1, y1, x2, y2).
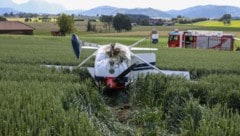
(71, 34, 82, 59)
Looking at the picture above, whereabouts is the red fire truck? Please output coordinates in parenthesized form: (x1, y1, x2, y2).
(168, 30, 235, 51)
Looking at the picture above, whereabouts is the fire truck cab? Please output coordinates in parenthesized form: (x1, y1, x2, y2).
(168, 30, 234, 51)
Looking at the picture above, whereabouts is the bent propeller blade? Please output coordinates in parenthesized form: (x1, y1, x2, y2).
(71, 34, 81, 59)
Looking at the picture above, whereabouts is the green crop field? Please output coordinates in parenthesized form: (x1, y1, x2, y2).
(193, 20, 240, 28)
(7, 17, 58, 23)
(1, 22, 240, 135)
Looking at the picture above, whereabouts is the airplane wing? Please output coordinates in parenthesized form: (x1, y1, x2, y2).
(81, 41, 101, 49)
(82, 46, 99, 50)
(128, 37, 158, 51)
(130, 69, 190, 80)
(130, 53, 190, 80)
(131, 47, 158, 51)
(41, 64, 75, 71)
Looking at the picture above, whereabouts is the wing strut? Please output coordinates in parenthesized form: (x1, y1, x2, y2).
(115, 63, 137, 83)
(129, 38, 147, 48)
(132, 53, 164, 74)
(77, 51, 97, 67)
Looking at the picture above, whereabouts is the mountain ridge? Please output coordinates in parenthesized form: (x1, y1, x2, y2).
(0, 1, 240, 18)
(167, 5, 240, 18)
(77, 5, 240, 18)
(0, 0, 65, 14)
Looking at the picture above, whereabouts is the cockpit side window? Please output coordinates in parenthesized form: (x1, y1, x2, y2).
(169, 35, 179, 41)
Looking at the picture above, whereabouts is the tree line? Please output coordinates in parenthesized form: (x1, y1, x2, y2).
(57, 13, 132, 34)
(97, 13, 132, 32)
(174, 14, 233, 25)
(1, 12, 235, 34)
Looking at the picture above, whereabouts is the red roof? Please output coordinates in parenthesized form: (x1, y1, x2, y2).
(0, 21, 35, 31)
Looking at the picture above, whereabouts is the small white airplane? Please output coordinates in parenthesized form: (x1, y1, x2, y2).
(43, 34, 190, 90)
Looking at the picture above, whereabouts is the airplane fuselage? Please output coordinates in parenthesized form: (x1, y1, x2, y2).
(94, 43, 131, 90)
(71, 34, 190, 90)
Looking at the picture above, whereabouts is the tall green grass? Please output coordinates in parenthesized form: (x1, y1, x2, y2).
(0, 35, 240, 135)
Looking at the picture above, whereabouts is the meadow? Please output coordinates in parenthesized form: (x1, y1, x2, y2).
(193, 20, 240, 28)
(1, 21, 240, 135)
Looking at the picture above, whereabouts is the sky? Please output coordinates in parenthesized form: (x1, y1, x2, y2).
(12, 0, 240, 11)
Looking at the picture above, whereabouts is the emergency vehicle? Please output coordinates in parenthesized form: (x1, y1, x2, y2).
(168, 29, 235, 51)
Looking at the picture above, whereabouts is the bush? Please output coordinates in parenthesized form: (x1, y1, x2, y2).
(57, 14, 75, 34)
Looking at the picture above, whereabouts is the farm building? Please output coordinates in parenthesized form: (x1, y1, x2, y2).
(0, 21, 35, 35)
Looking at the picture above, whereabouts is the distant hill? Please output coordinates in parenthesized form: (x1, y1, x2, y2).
(70, 5, 240, 19)
(0, 8, 19, 15)
(79, 6, 171, 18)
(81, 6, 118, 16)
(16, 0, 65, 14)
(167, 5, 240, 18)
(1, 1, 240, 19)
(64, 9, 84, 15)
(0, 0, 65, 14)
(114, 7, 171, 18)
